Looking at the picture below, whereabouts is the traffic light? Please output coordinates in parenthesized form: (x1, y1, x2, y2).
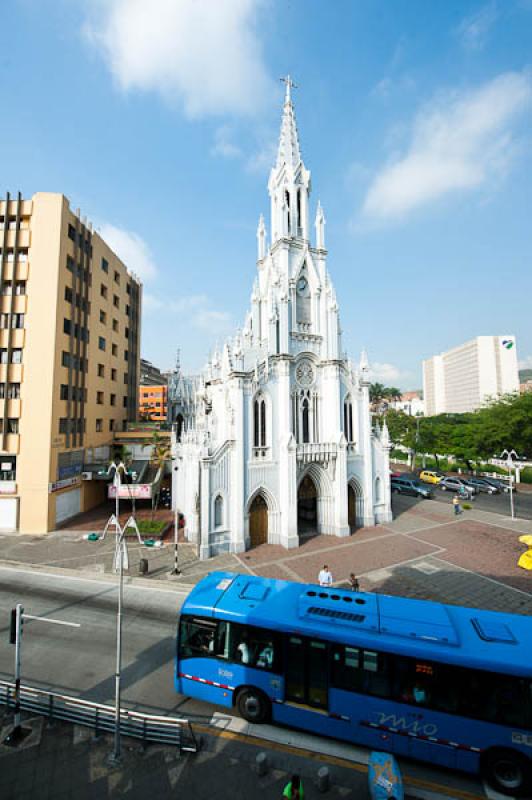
(8, 606, 23, 645)
(9, 608, 16, 644)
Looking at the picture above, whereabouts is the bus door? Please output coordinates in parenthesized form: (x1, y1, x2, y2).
(285, 635, 328, 710)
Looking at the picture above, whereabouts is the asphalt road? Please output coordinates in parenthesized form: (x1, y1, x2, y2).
(397, 475, 532, 519)
(0, 567, 493, 799)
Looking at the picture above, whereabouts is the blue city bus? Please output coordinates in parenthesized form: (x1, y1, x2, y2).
(176, 572, 532, 796)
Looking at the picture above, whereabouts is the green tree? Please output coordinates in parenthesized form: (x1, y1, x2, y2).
(143, 431, 172, 520)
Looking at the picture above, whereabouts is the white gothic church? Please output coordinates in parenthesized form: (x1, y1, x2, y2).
(172, 80, 392, 559)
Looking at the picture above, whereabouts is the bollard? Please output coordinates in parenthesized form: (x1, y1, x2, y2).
(317, 765, 330, 793)
(256, 751, 269, 776)
(139, 558, 148, 575)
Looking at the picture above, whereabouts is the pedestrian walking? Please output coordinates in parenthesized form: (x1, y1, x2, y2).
(348, 572, 360, 591)
(283, 774, 304, 798)
(453, 494, 462, 516)
(318, 564, 333, 587)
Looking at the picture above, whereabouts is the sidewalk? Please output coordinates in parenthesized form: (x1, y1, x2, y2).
(0, 707, 425, 800)
(1, 495, 531, 615)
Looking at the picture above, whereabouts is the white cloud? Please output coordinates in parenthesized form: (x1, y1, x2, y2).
(99, 223, 157, 281)
(456, 2, 498, 51)
(368, 361, 412, 386)
(143, 291, 233, 335)
(361, 71, 532, 222)
(519, 355, 532, 370)
(245, 139, 277, 174)
(211, 126, 242, 159)
(84, 0, 273, 118)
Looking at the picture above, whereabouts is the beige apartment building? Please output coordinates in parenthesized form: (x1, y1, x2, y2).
(423, 335, 519, 416)
(0, 191, 141, 533)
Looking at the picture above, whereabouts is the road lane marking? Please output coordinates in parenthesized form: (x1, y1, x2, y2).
(0, 564, 190, 595)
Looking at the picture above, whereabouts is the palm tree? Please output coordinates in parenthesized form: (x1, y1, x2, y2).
(143, 431, 172, 520)
(369, 382, 387, 412)
(385, 387, 402, 403)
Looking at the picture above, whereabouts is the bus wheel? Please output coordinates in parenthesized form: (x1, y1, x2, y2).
(481, 749, 531, 797)
(236, 688, 270, 723)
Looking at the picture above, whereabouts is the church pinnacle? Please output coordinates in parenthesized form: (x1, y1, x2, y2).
(275, 75, 302, 171)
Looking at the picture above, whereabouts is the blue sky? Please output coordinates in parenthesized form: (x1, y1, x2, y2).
(2, 0, 531, 388)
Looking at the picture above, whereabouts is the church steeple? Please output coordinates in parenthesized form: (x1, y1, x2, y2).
(268, 76, 311, 245)
(275, 75, 301, 171)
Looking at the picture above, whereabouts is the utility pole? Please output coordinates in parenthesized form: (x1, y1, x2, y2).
(501, 449, 519, 520)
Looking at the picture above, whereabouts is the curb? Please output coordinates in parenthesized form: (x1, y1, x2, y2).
(0, 559, 197, 592)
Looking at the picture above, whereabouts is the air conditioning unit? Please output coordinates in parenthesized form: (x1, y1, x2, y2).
(81, 471, 92, 480)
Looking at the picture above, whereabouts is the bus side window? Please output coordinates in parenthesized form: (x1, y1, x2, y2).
(213, 621, 230, 660)
(331, 645, 361, 691)
(179, 617, 217, 658)
(362, 650, 391, 698)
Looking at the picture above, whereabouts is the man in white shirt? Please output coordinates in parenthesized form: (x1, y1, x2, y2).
(318, 565, 333, 587)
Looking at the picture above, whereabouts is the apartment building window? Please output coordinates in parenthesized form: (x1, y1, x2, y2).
(98, 364, 105, 378)
(96, 391, 104, 404)
(7, 418, 19, 434)
(114, 270, 120, 285)
(99, 309, 106, 324)
(8, 383, 20, 400)
(124, 350, 129, 362)
(68, 224, 76, 241)
(110, 393, 116, 406)
(125, 304, 130, 316)
(0, 314, 9, 329)
(96, 418, 103, 432)
(15, 282, 26, 295)
(18, 249, 28, 263)
(113, 295, 119, 309)
(66, 255, 74, 272)
(124, 373, 128, 384)
(65, 287, 73, 303)
(11, 349, 22, 364)
(101, 257, 109, 273)
(1, 281, 11, 295)
(125, 327, 129, 339)
(98, 336, 106, 351)
(60, 384, 68, 400)
(100, 284, 108, 299)
(112, 343, 118, 357)
(0, 456, 16, 480)
(109, 419, 115, 432)
(111, 368, 117, 381)
(112, 318, 118, 333)
(126, 283, 131, 295)
(63, 318, 72, 335)
(11, 314, 24, 329)
(123, 396, 128, 408)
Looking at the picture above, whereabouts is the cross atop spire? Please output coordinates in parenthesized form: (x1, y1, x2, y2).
(280, 74, 298, 104)
(275, 74, 301, 171)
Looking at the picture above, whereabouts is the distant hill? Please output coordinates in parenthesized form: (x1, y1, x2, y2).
(519, 369, 532, 383)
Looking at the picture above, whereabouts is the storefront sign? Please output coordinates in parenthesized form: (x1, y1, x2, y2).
(108, 483, 153, 500)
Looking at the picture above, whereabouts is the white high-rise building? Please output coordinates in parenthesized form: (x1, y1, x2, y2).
(423, 336, 519, 416)
(172, 79, 392, 559)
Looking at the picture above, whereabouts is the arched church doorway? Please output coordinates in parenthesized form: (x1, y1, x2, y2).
(347, 479, 364, 531)
(176, 414, 185, 442)
(249, 494, 268, 548)
(298, 474, 318, 536)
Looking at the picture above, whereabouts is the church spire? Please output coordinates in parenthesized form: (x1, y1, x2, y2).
(276, 75, 301, 171)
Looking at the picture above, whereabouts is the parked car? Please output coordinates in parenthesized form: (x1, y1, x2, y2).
(467, 477, 500, 495)
(391, 476, 433, 499)
(482, 477, 516, 494)
(419, 470, 443, 485)
(439, 477, 477, 496)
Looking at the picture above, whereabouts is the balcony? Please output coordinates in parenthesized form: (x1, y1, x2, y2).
(296, 442, 338, 465)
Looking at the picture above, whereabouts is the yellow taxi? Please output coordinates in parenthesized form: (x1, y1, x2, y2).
(419, 470, 443, 485)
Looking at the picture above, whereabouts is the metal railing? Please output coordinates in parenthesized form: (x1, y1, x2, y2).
(0, 680, 198, 753)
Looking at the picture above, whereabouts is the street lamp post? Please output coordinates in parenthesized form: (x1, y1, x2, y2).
(171, 465, 181, 576)
(110, 528, 127, 764)
(501, 449, 519, 521)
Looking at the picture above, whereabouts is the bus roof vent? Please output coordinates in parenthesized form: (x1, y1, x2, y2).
(308, 606, 365, 623)
(239, 581, 269, 602)
(472, 618, 517, 644)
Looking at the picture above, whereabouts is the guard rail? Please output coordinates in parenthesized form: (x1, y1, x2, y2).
(0, 680, 198, 753)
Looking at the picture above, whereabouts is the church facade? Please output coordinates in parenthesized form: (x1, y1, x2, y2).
(172, 81, 392, 559)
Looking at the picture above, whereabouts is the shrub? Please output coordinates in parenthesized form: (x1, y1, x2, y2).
(520, 467, 532, 484)
(462, 502, 472, 510)
(125, 519, 167, 536)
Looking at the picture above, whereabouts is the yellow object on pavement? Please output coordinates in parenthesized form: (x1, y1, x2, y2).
(518, 535, 532, 570)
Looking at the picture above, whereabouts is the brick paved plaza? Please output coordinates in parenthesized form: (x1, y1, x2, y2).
(1, 494, 531, 615)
